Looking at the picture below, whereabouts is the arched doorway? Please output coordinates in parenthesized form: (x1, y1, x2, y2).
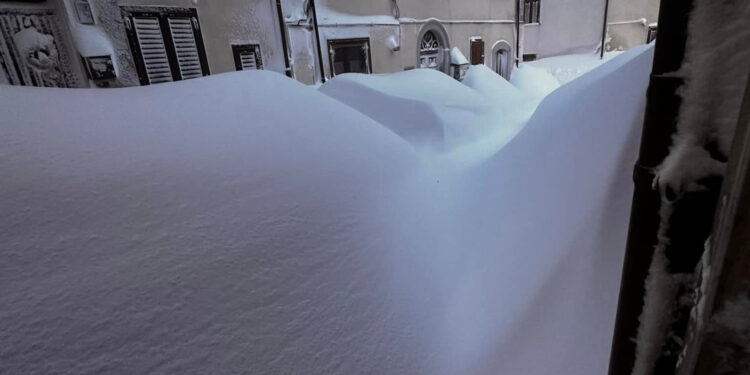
(416, 20, 449, 74)
(491, 40, 512, 80)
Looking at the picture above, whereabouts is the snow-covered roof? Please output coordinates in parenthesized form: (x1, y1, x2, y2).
(450, 47, 469, 66)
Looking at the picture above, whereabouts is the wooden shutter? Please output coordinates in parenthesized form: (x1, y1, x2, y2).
(123, 7, 209, 85)
(132, 17, 173, 84)
(167, 17, 202, 80)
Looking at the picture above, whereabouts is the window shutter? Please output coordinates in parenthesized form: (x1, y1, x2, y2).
(167, 17, 203, 80)
(524, 2, 530, 23)
(232, 44, 263, 71)
(239, 50, 258, 70)
(133, 17, 173, 84)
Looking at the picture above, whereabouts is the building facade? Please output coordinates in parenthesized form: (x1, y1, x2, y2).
(282, 0, 519, 84)
(522, 0, 659, 60)
(1, 0, 289, 88)
(0, 0, 658, 89)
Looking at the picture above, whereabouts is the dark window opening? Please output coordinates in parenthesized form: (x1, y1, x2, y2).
(232, 44, 263, 71)
(523, 0, 541, 24)
(647, 25, 658, 43)
(523, 54, 537, 62)
(328, 38, 371, 77)
(121, 7, 209, 85)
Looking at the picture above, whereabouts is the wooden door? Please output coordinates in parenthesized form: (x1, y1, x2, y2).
(470, 38, 484, 65)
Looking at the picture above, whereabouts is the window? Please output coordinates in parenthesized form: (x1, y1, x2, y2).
(74, 0, 95, 25)
(121, 7, 209, 85)
(419, 31, 441, 69)
(416, 20, 449, 74)
(523, 0, 541, 24)
(523, 54, 537, 62)
(470, 37, 484, 65)
(491, 40, 512, 80)
(328, 38, 371, 77)
(232, 44, 263, 71)
(647, 25, 657, 43)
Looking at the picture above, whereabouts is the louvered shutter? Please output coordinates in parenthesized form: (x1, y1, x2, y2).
(232, 44, 263, 71)
(132, 17, 173, 84)
(167, 17, 203, 80)
(239, 50, 257, 70)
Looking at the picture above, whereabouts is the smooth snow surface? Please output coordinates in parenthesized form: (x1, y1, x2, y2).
(527, 51, 624, 85)
(462, 64, 536, 116)
(319, 68, 530, 167)
(1, 44, 654, 375)
(510, 63, 561, 100)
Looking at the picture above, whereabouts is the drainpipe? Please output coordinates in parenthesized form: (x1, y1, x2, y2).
(607, 0, 693, 374)
(600, 0, 610, 59)
(514, 0, 520, 67)
(275, 0, 293, 78)
(308, 0, 326, 83)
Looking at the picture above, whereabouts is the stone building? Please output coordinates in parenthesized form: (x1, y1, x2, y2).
(0, 0, 658, 89)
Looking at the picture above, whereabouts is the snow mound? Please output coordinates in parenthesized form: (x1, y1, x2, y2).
(1, 45, 654, 375)
(510, 63, 561, 100)
(462, 64, 536, 118)
(527, 51, 624, 85)
(450, 47, 469, 65)
(456, 43, 654, 375)
(319, 68, 529, 166)
(0, 70, 419, 374)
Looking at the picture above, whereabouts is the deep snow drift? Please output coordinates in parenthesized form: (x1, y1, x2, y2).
(526, 51, 624, 85)
(510, 63, 561, 100)
(1, 44, 653, 374)
(319, 68, 533, 166)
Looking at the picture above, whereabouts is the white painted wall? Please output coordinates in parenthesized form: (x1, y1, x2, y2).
(607, 0, 660, 51)
(523, 0, 607, 58)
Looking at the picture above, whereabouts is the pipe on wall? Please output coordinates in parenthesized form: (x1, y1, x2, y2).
(600, 0, 610, 59)
(607, 0, 693, 374)
(515, 0, 520, 67)
(275, 0, 293, 77)
(308, 0, 326, 83)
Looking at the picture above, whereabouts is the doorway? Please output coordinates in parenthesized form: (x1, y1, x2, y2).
(470, 37, 484, 65)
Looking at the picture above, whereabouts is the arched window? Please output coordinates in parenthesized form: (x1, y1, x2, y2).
(416, 20, 449, 73)
(419, 31, 441, 69)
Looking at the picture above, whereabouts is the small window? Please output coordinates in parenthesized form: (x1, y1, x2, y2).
(75, 0, 95, 25)
(523, 0, 541, 24)
(328, 38, 371, 77)
(523, 54, 537, 62)
(647, 25, 657, 43)
(232, 44, 263, 71)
